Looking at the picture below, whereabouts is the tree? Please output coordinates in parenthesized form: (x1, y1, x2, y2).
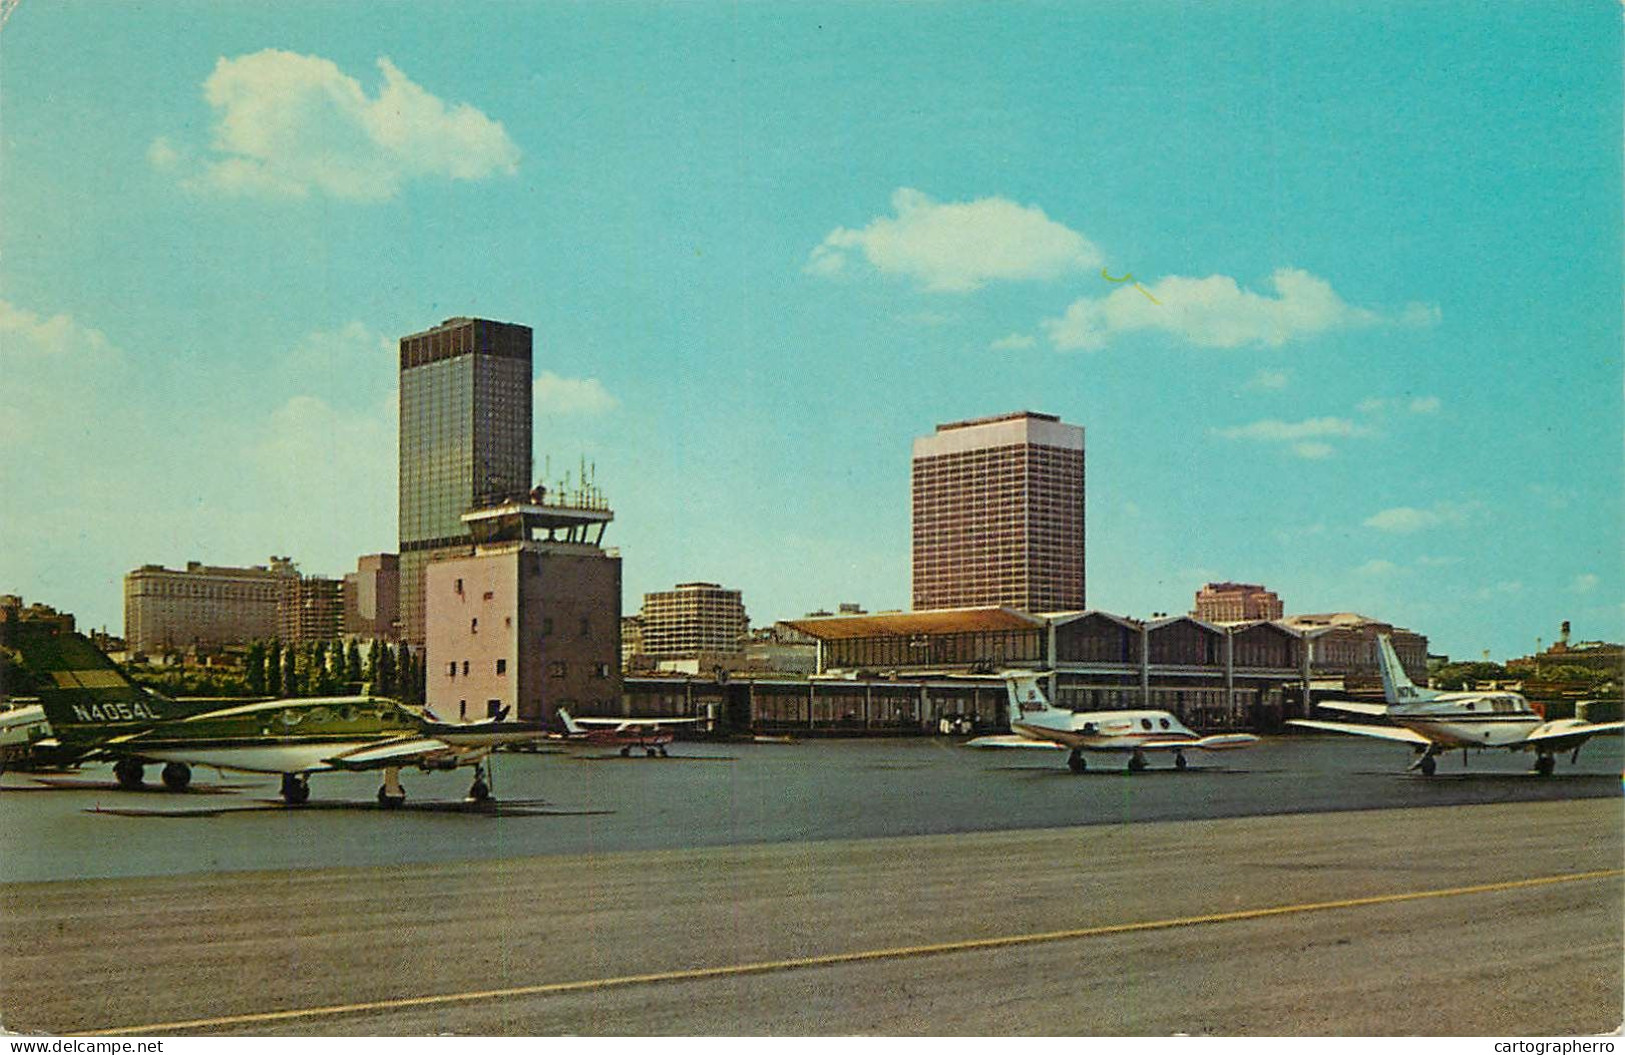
(282, 643, 298, 698)
(394, 642, 415, 704)
(345, 641, 363, 687)
(376, 642, 396, 698)
(244, 641, 267, 696)
(267, 640, 283, 697)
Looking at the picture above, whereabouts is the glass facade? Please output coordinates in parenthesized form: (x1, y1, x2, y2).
(398, 318, 533, 643)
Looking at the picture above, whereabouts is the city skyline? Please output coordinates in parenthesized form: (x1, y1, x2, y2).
(1, 3, 1620, 661)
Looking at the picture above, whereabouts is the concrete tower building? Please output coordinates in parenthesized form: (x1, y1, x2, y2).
(398, 317, 533, 645)
(912, 411, 1086, 613)
(425, 495, 621, 724)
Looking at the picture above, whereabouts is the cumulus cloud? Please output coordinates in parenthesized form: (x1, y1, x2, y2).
(534, 371, 618, 416)
(164, 50, 519, 201)
(1363, 502, 1477, 533)
(1247, 369, 1290, 390)
(990, 333, 1037, 351)
(0, 301, 124, 447)
(1043, 268, 1438, 351)
(806, 188, 1101, 293)
(1357, 559, 1398, 576)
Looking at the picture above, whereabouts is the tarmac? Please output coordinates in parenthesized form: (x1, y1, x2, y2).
(0, 736, 1620, 1036)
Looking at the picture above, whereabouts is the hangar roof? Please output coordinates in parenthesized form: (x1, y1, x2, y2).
(782, 607, 1044, 641)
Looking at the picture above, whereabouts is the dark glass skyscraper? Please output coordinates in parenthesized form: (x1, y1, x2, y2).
(398, 317, 532, 644)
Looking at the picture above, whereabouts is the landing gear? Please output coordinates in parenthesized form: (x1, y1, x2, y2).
(377, 766, 406, 808)
(1419, 753, 1437, 776)
(1067, 749, 1087, 774)
(657, 746, 669, 757)
(280, 773, 310, 805)
(645, 747, 658, 758)
(160, 762, 192, 791)
(1127, 750, 1148, 773)
(113, 758, 145, 789)
(1174, 752, 1188, 771)
(620, 746, 632, 758)
(467, 764, 492, 803)
(1534, 753, 1555, 777)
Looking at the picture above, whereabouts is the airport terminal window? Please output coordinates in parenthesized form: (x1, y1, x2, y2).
(471, 618, 478, 633)
(548, 661, 567, 678)
(447, 662, 456, 677)
(462, 660, 469, 676)
(496, 659, 507, 675)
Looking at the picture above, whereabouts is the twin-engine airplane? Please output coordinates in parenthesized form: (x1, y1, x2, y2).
(970, 672, 1260, 772)
(1288, 634, 1623, 775)
(9, 621, 550, 805)
(556, 708, 699, 757)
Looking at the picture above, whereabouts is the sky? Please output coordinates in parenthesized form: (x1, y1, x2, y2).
(1, 1, 1619, 662)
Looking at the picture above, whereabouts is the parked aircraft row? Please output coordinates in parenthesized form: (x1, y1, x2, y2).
(3, 625, 1618, 804)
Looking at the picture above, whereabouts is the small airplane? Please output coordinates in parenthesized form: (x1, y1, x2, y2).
(969, 672, 1259, 772)
(13, 621, 551, 805)
(556, 708, 699, 757)
(1288, 634, 1624, 776)
(0, 700, 52, 772)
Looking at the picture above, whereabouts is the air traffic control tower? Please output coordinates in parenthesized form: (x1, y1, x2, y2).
(424, 487, 622, 725)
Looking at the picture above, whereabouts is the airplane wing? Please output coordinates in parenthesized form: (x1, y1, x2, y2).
(964, 734, 1064, 749)
(1523, 720, 1625, 751)
(1315, 700, 1391, 717)
(323, 738, 472, 770)
(1287, 719, 1432, 745)
(568, 716, 700, 729)
(1135, 734, 1260, 752)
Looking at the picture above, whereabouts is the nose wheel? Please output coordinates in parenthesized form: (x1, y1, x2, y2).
(377, 766, 406, 807)
(1533, 753, 1555, 777)
(467, 763, 493, 802)
(1127, 750, 1148, 773)
(1067, 749, 1087, 773)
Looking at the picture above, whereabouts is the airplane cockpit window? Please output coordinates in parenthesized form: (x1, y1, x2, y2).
(1140, 718, 1153, 730)
(1464, 702, 1475, 711)
(1159, 718, 1170, 729)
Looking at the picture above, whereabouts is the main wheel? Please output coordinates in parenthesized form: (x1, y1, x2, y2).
(1534, 754, 1555, 777)
(1067, 750, 1086, 774)
(1419, 754, 1437, 776)
(1174, 753, 1188, 771)
(281, 774, 311, 805)
(1127, 753, 1148, 773)
(113, 758, 145, 789)
(376, 785, 406, 807)
(468, 778, 492, 802)
(160, 762, 192, 791)
(646, 747, 657, 758)
(620, 746, 632, 757)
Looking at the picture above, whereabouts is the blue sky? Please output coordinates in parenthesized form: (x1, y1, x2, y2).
(1, 1, 1619, 661)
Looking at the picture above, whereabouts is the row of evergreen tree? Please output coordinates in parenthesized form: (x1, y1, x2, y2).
(242, 639, 426, 704)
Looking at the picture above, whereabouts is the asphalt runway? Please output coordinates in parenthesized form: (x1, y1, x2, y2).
(1, 733, 1620, 883)
(0, 800, 1618, 1036)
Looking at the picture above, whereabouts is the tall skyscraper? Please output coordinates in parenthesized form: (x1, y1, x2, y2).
(911, 411, 1085, 613)
(399, 317, 533, 644)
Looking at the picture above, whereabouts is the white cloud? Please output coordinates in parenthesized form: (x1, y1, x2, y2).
(1247, 369, 1290, 390)
(1363, 502, 1477, 533)
(1357, 395, 1442, 415)
(0, 301, 123, 446)
(989, 333, 1037, 351)
(534, 371, 618, 416)
(1571, 573, 1600, 594)
(1357, 559, 1398, 576)
(807, 188, 1101, 293)
(166, 50, 519, 201)
(1216, 417, 1370, 442)
(1043, 268, 1438, 351)
(1473, 581, 1523, 600)
(1214, 417, 1371, 459)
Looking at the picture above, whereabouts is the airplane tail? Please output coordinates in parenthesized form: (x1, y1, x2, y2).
(1376, 634, 1435, 707)
(2, 621, 192, 746)
(557, 708, 584, 735)
(1003, 671, 1057, 727)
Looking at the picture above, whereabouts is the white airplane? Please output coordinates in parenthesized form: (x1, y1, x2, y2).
(1287, 634, 1624, 775)
(969, 672, 1259, 773)
(556, 708, 700, 757)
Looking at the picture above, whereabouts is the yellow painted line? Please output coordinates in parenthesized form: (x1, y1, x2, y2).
(81, 868, 1623, 1036)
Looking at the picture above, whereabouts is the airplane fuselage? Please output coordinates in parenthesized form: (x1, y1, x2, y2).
(1012, 710, 1201, 753)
